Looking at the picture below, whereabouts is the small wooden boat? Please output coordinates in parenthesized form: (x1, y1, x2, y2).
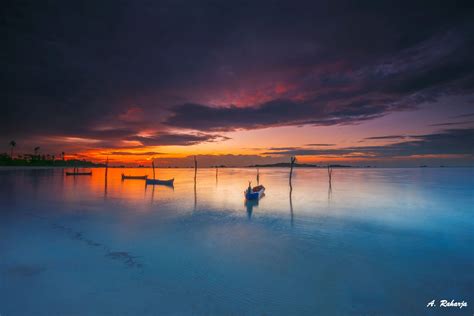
(65, 168, 92, 176)
(145, 160, 175, 186)
(66, 171, 92, 176)
(146, 178, 174, 186)
(121, 174, 148, 180)
(244, 182, 265, 200)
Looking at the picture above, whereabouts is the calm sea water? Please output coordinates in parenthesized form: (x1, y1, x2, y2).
(0, 167, 473, 315)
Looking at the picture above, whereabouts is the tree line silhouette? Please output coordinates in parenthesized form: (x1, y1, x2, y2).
(1, 140, 104, 167)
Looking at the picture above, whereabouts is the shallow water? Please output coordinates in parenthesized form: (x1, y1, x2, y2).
(0, 167, 473, 315)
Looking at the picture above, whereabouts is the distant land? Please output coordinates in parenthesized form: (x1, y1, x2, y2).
(248, 163, 353, 168)
(0, 153, 105, 167)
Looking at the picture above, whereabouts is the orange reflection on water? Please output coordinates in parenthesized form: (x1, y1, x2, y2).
(12, 166, 470, 230)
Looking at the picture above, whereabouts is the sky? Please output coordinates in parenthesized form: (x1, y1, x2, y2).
(2, 0, 473, 167)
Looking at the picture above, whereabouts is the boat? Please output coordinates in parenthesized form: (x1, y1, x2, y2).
(146, 178, 174, 186)
(65, 168, 92, 176)
(65, 171, 92, 176)
(145, 160, 175, 186)
(66, 171, 92, 176)
(121, 174, 148, 180)
(244, 182, 265, 200)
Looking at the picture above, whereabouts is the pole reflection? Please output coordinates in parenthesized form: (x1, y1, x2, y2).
(289, 184, 294, 226)
(194, 177, 197, 211)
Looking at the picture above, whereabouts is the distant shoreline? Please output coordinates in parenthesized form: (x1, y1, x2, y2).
(0, 166, 105, 170)
(0, 157, 105, 168)
(0, 165, 471, 170)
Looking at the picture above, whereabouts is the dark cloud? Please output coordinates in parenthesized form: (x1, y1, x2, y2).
(264, 128, 474, 158)
(364, 135, 408, 140)
(106, 151, 166, 156)
(164, 98, 400, 131)
(429, 120, 474, 127)
(126, 133, 229, 146)
(305, 144, 335, 146)
(1, 0, 473, 148)
(452, 112, 474, 118)
(267, 147, 300, 151)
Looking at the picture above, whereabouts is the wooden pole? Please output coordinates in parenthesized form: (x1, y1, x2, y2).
(194, 156, 197, 180)
(256, 168, 260, 185)
(105, 157, 109, 176)
(152, 160, 156, 180)
(327, 165, 332, 183)
(104, 157, 108, 198)
(193, 156, 197, 210)
(289, 156, 296, 184)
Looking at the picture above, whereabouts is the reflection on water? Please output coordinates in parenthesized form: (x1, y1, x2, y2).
(245, 194, 265, 219)
(0, 167, 473, 315)
(104, 166, 108, 199)
(194, 173, 197, 211)
(289, 185, 294, 226)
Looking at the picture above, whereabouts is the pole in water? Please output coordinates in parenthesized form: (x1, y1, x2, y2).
(194, 156, 197, 180)
(194, 158, 197, 210)
(289, 156, 296, 184)
(256, 168, 260, 185)
(327, 165, 332, 183)
(104, 157, 109, 198)
(152, 160, 156, 180)
(105, 156, 109, 182)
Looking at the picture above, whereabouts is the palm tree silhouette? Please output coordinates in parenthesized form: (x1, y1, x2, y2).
(9, 140, 16, 159)
(34, 146, 40, 159)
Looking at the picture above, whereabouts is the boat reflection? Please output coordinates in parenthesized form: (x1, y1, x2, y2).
(244, 193, 265, 219)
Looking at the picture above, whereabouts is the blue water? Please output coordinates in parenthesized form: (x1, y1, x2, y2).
(0, 167, 473, 315)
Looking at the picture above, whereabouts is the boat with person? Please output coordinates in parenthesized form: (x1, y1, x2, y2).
(121, 174, 148, 180)
(145, 160, 174, 186)
(244, 182, 265, 200)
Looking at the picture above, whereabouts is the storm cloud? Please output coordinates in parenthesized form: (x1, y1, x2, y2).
(1, 0, 474, 155)
(264, 128, 474, 158)
(106, 151, 166, 156)
(126, 133, 230, 146)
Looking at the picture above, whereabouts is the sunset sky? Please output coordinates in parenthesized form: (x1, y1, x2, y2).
(2, 0, 473, 167)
